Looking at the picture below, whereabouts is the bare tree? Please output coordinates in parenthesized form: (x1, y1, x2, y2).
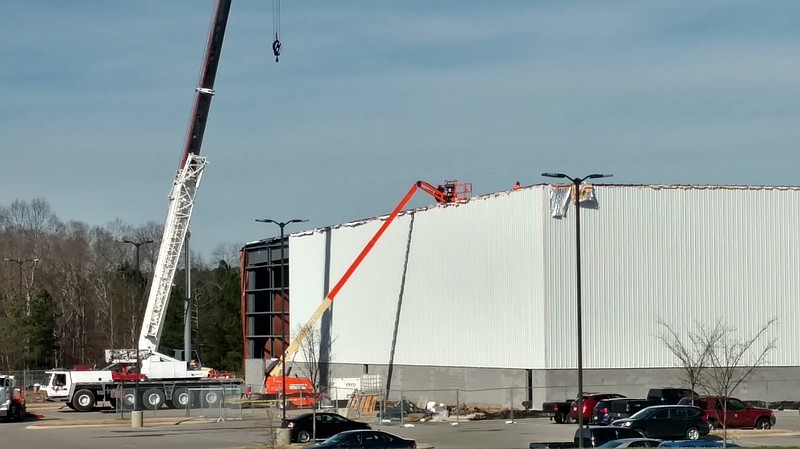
(291, 324, 336, 441)
(658, 319, 724, 403)
(698, 318, 777, 445)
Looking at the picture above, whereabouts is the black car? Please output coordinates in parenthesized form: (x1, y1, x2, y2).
(307, 429, 416, 449)
(646, 388, 699, 405)
(611, 405, 710, 440)
(593, 399, 660, 425)
(574, 426, 646, 448)
(287, 412, 371, 443)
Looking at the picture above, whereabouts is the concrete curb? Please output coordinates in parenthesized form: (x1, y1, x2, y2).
(26, 417, 207, 430)
(710, 429, 800, 438)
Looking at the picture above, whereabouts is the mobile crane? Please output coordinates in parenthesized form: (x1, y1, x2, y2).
(266, 180, 471, 382)
(44, 0, 241, 412)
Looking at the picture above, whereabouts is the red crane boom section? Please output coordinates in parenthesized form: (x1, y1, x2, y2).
(179, 0, 232, 169)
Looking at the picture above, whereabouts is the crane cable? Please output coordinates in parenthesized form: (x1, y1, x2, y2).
(272, 0, 281, 62)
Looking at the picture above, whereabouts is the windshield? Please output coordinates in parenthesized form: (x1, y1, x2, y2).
(323, 433, 350, 444)
(599, 442, 623, 448)
(629, 407, 656, 420)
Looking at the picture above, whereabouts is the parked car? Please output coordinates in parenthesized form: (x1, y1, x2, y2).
(571, 393, 627, 422)
(611, 405, 710, 440)
(575, 426, 646, 448)
(658, 442, 740, 448)
(287, 412, 371, 443)
(676, 396, 776, 429)
(593, 398, 660, 425)
(307, 430, 416, 449)
(599, 438, 663, 448)
(647, 388, 699, 405)
(542, 400, 575, 423)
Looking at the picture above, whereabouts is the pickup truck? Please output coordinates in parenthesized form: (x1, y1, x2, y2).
(677, 396, 776, 429)
(541, 400, 574, 423)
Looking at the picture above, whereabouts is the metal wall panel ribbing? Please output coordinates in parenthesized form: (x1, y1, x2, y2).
(290, 189, 548, 369)
(544, 185, 800, 369)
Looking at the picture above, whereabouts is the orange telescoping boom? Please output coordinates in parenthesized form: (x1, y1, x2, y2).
(267, 180, 471, 377)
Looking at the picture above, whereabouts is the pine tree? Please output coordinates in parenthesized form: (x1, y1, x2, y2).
(26, 289, 59, 369)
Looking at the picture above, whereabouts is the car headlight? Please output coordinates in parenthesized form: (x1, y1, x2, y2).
(622, 421, 632, 427)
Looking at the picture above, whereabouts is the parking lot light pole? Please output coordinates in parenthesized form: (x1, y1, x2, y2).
(542, 172, 612, 447)
(255, 218, 308, 428)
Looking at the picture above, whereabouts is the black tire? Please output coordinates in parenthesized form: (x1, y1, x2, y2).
(73, 389, 96, 413)
(171, 387, 193, 409)
(122, 389, 136, 410)
(142, 388, 165, 410)
(276, 394, 290, 410)
(296, 429, 312, 443)
(109, 398, 117, 409)
(16, 404, 26, 421)
(755, 417, 772, 429)
(707, 419, 719, 431)
(554, 414, 564, 424)
(200, 389, 221, 408)
(686, 427, 701, 440)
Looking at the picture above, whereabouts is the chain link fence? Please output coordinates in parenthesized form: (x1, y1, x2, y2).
(111, 383, 243, 421)
(6, 370, 50, 401)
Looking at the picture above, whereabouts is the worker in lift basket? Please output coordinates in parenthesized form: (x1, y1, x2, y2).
(189, 359, 199, 370)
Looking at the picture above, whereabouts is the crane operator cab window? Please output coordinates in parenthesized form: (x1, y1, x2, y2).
(50, 373, 67, 389)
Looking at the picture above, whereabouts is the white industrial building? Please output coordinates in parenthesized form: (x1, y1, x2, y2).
(242, 184, 800, 408)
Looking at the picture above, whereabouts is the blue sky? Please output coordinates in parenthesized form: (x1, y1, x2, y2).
(3, 1, 800, 256)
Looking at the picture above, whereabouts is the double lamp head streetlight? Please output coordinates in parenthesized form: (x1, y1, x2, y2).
(255, 217, 308, 428)
(542, 172, 612, 447)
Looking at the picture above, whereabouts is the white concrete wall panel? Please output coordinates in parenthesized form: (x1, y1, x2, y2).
(544, 185, 800, 369)
(290, 189, 548, 369)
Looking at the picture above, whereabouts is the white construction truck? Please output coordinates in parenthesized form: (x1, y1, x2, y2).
(0, 374, 25, 421)
(44, 0, 241, 412)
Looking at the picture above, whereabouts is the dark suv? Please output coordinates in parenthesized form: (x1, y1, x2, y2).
(593, 398, 660, 425)
(611, 405, 710, 440)
(647, 388, 699, 405)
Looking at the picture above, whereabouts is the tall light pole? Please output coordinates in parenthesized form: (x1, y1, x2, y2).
(121, 239, 154, 412)
(3, 257, 40, 372)
(542, 172, 612, 446)
(255, 218, 308, 427)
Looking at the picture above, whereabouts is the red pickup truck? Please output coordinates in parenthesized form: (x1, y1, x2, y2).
(569, 393, 626, 422)
(677, 396, 775, 429)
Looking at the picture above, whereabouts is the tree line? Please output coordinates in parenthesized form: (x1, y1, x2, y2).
(0, 198, 243, 373)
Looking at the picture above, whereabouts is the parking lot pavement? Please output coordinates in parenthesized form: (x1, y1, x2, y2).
(6, 408, 800, 449)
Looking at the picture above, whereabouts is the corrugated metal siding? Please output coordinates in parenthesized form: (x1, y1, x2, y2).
(291, 184, 800, 371)
(544, 185, 800, 369)
(290, 188, 548, 369)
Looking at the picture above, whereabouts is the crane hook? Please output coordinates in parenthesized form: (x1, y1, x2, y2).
(272, 34, 281, 62)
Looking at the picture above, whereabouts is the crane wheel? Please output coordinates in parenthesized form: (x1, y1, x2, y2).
(142, 388, 165, 410)
(73, 389, 96, 412)
(171, 387, 193, 408)
(122, 389, 136, 410)
(200, 390, 221, 408)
